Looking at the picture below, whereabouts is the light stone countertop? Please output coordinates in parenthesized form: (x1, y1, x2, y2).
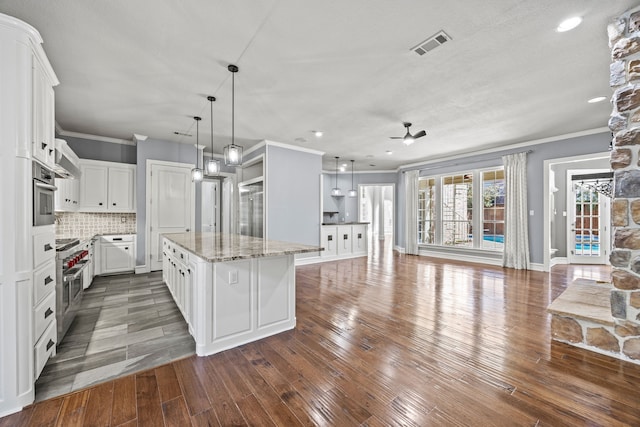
(162, 232, 323, 262)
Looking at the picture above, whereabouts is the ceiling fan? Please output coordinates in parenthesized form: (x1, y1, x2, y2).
(390, 122, 426, 145)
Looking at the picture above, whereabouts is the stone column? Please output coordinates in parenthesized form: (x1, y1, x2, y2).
(609, 7, 640, 361)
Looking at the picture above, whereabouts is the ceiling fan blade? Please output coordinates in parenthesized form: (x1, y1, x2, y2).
(414, 130, 426, 139)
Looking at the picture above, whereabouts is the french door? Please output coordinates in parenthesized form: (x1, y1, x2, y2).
(568, 178, 609, 265)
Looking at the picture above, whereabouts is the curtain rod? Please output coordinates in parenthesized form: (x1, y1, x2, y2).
(402, 149, 534, 172)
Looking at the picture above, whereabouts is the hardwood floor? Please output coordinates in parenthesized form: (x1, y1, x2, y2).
(2, 242, 640, 426)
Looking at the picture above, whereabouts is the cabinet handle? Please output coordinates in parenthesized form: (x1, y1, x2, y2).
(113, 203, 116, 206)
(327, 235, 333, 241)
(48, 148, 54, 155)
(46, 339, 55, 351)
(41, 142, 47, 150)
(181, 271, 185, 277)
(187, 269, 191, 274)
(44, 243, 53, 251)
(113, 238, 123, 241)
(44, 276, 53, 285)
(99, 202, 103, 206)
(358, 233, 362, 239)
(186, 228, 190, 232)
(343, 234, 348, 240)
(124, 247, 129, 250)
(45, 308, 53, 318)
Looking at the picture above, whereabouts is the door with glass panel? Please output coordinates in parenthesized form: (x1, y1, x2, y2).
(568, 174, 610, 265)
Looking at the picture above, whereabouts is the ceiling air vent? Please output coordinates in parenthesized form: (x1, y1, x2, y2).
(411, 30, 452, 56)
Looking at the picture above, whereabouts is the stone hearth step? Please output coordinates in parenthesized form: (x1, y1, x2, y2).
(548, 278, 614, 326)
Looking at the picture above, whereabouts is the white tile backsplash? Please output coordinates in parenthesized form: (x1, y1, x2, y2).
(56, 212, 136, 238)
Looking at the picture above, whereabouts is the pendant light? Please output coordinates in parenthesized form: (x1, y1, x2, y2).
(224, 64, 243, 166)
(331, 156, 342, 196)
(348, 160, 357, 197)
(206, 96, 220, 175)
(191, 116, 203, 181)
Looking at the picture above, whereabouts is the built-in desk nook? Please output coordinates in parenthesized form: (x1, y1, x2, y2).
(161, 232, 320, 356)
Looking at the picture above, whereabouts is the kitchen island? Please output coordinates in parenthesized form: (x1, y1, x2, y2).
(161, 232, 321, 356)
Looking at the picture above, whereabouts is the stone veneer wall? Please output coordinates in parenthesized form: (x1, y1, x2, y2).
(608, 6, 640, 361)
(55, 212, 136, 237)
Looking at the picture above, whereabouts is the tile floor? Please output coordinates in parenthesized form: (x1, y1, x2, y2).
(35, 271, 195, 402)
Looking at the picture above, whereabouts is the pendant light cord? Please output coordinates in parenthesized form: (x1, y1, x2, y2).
(210, 99, 214, 154)
(196, 118, 199, 168)
(231, 71, 235, 145)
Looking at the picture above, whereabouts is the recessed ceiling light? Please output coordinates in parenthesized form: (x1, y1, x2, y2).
(557, 16, 582, 32)
(342, 163, 347, 167)
(587, 96, 607, 103)
(386, 150, 393, 155)
(312, 130, 323, 137)
(339, 166, 346, 172)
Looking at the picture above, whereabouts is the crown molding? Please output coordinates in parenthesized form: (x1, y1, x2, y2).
(397, 127, 610, 171)
(57, 127, 136, 146)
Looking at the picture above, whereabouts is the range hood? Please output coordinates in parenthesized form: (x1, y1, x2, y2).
(53, 138, 81, 179)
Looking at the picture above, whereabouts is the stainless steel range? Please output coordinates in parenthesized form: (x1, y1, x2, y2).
(55, 238, 88, 343)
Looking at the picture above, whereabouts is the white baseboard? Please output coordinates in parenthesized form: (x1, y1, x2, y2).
(529, 262, 545, 271)
(394, 245, 405, 254)
(135, 265, 149, 274)
(418, 248, 503, 267)
(295, 256, 324, 266)
(550, 257, 568, 267)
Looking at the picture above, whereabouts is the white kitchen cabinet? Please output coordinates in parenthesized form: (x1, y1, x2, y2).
(321, 226, 337, 258)
(32, 225, 56, 381)
(162, 240, 195, 331)
(99, 235, 135, 274)
(320, 224, 368, 260)
(54, 178, 80, 212)
(352, 224, 368, 256)
(337, 225, 353, 256)
(31, 57, 55, 168)
(1, 12, 59, 416)
(79, 160, 136, 212)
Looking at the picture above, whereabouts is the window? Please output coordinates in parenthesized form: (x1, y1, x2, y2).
(481, 170, 505, 250)
(442, 173, 473, 247)
(417, 167, 504, 251)
(418, 178, 436, 244)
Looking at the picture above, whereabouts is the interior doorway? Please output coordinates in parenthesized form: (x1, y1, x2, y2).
(567, 170, 611, 265)
(358, 184, 395, 246)
(201, 178, 221, 233)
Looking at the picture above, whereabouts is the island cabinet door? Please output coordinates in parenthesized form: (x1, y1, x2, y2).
(256, 256, 294, 329)
(352, 224, 367, 255)
(212, 260, 253, 340)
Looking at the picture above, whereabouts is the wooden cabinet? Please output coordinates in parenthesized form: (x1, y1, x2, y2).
(321, 224, 368, 260)
(80, 160, 135, 212)
(99, 235, 135, 275)
(54, 178, 80, 212)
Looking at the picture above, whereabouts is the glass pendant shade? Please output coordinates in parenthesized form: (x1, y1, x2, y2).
(331, 156, 342, 196)
(206, 158, 220, 175)
(224, 143, 243, 166)
(348, 159, 357, 197)
(206, 95, 220, 176)
(224, 64, 243, 167)
(191, 116, 203, 182)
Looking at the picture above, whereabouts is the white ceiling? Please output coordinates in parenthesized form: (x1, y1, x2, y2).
(0, 0, 635, 170)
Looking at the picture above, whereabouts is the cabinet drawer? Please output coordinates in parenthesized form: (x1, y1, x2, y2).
(34, 291, 56, 341)
(34, 320, 57, 379)
(34, 260, 56, 305)
(101, 235, 134, 243)
(33, 232, 56, 267)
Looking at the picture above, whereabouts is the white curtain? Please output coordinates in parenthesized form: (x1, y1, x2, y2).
(502, 152, 530, 269)
(405, 170, 419, 255)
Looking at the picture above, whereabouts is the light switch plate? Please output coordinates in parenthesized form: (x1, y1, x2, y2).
(229, 270, 238, 284)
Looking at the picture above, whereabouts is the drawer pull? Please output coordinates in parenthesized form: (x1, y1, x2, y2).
(44, 276, 53, 285)
(358, 233, 362, 239)
(45, 308, 53, 318)
(44, 243, 53, 251)
(113, 203, 117, 206)
(46, 339, 55, 351)
(113, 237, 123, 241)
(41, 142, 47, 150)
(343, 234, 349, 240)
(327, 235, 333, 241)
(124, 247, 129, 250)
(99, 202, 103, 206)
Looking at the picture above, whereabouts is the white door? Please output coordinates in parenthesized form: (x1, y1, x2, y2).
(148, 161, 194, 271)
(201, 179, 220, 232)
(568, 178, 609, 265)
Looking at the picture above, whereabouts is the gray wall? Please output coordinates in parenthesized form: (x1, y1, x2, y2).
(135, 138, 200, 266)
(323, 171, 396, 223)
(63, 135, 136, 164)
(395, 131, 612, 265)
(267, 145, 322, 246)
